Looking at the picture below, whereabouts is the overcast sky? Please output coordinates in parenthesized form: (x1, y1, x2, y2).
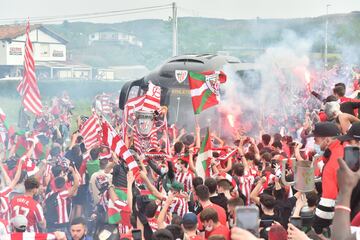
(1, 0, 360, 24)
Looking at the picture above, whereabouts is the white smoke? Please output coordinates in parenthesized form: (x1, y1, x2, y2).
(220, 30, 314, 134)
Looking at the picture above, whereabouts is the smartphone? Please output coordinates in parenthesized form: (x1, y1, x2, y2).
(235, 206, 259, 236)
(132, 229, 142, 240)
(344, 146, 360, 171)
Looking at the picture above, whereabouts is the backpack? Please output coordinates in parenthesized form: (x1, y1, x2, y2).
(44, 192, 59, 226)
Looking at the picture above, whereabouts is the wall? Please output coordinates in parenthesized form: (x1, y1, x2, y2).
(0, 41, 7, 65)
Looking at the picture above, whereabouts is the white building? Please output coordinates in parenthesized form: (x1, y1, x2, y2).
(88, 29, 143, 47)
(0, 24, 92, 80)
(0, 24, 67, 66)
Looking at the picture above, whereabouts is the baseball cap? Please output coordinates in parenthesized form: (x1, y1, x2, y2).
(182, 212, 197, 226)
(11, 215, 28, 231)
(308, 122, 341, 138)
(337, 122, 360, 142)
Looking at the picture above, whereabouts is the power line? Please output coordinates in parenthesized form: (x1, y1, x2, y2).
(0, 4, 172, 24)
(31, 7, 172, 24)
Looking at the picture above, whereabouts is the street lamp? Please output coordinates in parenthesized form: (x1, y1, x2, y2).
(325, 4, 331, 70)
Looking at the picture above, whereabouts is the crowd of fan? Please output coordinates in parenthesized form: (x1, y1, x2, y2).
(1, 78, 360, 240)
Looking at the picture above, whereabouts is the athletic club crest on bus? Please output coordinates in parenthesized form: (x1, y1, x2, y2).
(205, 72, 221, 96)
(175, 70, 188, 83)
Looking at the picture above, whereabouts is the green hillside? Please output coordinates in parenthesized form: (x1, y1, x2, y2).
(46, 12, 360, 69)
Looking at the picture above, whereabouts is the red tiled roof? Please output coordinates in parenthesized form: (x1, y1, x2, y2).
(0, 24, 42, 40)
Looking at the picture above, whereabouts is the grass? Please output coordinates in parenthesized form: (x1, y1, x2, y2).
(0, 96, 93, 133)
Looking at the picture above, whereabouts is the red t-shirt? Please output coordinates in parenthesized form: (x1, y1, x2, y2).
(322, 140, 344, 200)
(189, 235, 204, 240)
(206, 224, 230, 240)
(198, 203, 227, 230)
(10, 195, 44, 232)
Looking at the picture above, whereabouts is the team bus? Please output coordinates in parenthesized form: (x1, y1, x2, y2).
(118, 54, 261, 132)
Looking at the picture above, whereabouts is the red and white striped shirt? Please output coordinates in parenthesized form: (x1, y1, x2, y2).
(175, 171, 193, 193)
(10, 195, 44, 232)
(234, 172, 255, 205)
(169, 197, 188, 217)
(2, 232, 56, 240)
(0, 187, 12, 221)
(45, 190, 70, 224)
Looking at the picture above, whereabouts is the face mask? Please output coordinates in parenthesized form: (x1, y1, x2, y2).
(314, 144, 324, 156)
(205, 225, 213, 232)
(160, 167, 168, 175)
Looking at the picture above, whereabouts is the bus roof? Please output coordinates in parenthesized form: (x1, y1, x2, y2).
(144, 54, 258, 88)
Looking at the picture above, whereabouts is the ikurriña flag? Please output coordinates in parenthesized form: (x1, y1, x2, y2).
(188, 71, 226, 114)
(17, 20, 43, 115)
(195, 127, 212, 179)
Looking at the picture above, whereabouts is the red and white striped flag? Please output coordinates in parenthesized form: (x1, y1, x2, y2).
(142, 82, 161, 112)
(102, 120, 139, 175)
(17, 20, 42, 115)
(79, 113, 102, 150)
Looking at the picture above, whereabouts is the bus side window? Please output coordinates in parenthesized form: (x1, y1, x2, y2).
(128, 86, 140, 99)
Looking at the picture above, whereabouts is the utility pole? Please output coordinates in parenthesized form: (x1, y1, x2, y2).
(172, 2, 178, 56)
(325, 4, 331, 71)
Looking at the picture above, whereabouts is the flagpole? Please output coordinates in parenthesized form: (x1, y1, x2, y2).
(194, 115, 200, 128)
(175, 97, 180, 123)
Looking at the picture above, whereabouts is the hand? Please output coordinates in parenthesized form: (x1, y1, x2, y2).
(287, 223, 310, 240)
(68, 166, 75, 172)
(127, 171, 135, 185)
(167, 192, 175, 203)
(189, 147, 194, 154)
(138, 153, 146, 161)
(337, 158, 360, 194)
(180, 128, 186, 135)
(295, 142, 303, 150)
(231, 227, 260, 240)
(54, 231, 67, 240)
(295, 194, 307, 208)
(90, 213, 97, 220)
(260, 176, 267, 184)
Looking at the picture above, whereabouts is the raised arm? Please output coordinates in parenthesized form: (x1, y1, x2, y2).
(127, 171, 135, 213)
(195, 125, 201, 148)
(157, 193, 174, 229)
(251, 138, 261, 161)
(139, 171, 165, 200)
(211, 132, 224, 147)
(294, 142, 304, 161)
(250, 176, 266, 205)
(237, 139, 249, 172)
(188, 148, 196, 173)
(332, 158, 360, 240)
(67, 166, 80, 197)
